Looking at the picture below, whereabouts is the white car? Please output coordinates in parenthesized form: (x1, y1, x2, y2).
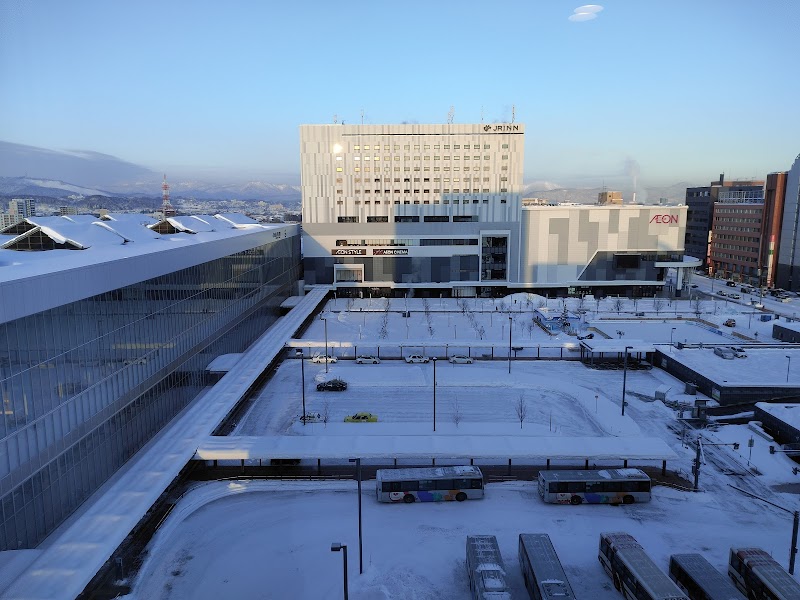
(356, 355, 380, 364)
(404, 355, 430, 364)
(729, 293, 741, 300)
(311, 354, 338, 364)
(449, 355, 473, 364)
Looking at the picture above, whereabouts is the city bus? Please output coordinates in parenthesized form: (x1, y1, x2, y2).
(728, 547, 800, 600)
(375, 465, 484, 503)
(466, 535, 512, 600)
(518, 533, 577, 600)
(669, 553, 745, 600)
(538, 468, 651, 505)
(599, 532, 689, 600)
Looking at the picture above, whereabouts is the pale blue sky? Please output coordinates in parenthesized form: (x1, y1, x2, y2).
(1, 0, 798, 187)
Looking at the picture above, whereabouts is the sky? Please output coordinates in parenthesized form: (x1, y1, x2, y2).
(1, 1, 799, 187)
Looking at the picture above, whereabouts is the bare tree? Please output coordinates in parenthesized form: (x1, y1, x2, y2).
(612, 297, 626, 315)
(321, 400, 330, 428)
(451, 398, 463, 428)
(653, 297, 665, 315)
(692, 297, 703, 317)
(514, 394, 528, 430)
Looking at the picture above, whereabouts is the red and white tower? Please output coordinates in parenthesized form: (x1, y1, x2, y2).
(161, 174, 176, 219)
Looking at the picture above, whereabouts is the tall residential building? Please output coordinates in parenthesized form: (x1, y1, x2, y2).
(777, 154, 800, 290)
(708, 185, 767, 283)
(684, 176, 764, 272)
(762, 172, 787, 288)
(0, 213, 301, 549)
(9, 198, 35, 218)
(300, 123, 525, 296)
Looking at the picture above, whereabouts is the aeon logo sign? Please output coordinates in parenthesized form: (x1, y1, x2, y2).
(649, 214, 679, 224)
(483, 124, 520, 132)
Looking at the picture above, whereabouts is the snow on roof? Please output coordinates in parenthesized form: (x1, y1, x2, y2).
(581, 339, 656, 353)
(755, 403, 800, 430)
(206, 353, 244, 373)
(215, 213, 260, 227)
(193, 435, 677, 461)
(669, 348, 800, 386)
(165, 215, 219, 233)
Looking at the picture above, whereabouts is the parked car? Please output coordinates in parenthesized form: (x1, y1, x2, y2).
(690, 284, 699, 288)
(344, 412, 378, 423)
(741, 286, 752, 293)
(723, 318, 736, 327)
(355, 355, 381, 364)
(751, 301, 764, 309)
(449, 355, 473, 364)
(405, 355, 430, 363)
(729, 293, 741, 299)
(730, 347, 747, 358)
(717, 291, 727, 297)
(726, 280, 737, 287)
(714, 347, 736, 359)
(311, 354, 338, 364)
(316, 378, 347, 392)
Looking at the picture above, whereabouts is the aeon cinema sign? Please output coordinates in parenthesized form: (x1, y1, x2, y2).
(649, 214, 679, 224)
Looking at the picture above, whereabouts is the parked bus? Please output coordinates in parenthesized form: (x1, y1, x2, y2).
(599, 532, 689, 600)
(466, 535, 512, 600)
(518, 533, 576, 600)
(376, 465, 484, 503)
(538, 468, 651, 505)
(728, 547, 800, 600)
(669, 553, 744, 600)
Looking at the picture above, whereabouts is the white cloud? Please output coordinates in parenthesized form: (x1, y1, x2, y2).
(569, 4, 603, 22)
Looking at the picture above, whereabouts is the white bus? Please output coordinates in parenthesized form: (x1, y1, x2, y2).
(519, 533, 576, 600)
(728, 547, 800, 600)
(376, 466, 484, 503)
(599, 532, 689, 600)
(538, 468, 651, 505)
(466, 535, 512, 600)
(669, 553, 745, 600)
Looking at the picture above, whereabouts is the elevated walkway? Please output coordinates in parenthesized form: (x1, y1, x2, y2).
(3, 286, 331, 600)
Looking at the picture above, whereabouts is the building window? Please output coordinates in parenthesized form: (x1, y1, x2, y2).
(395, 215, 420, 222)
(367, 216, 389, 223)
(424, 215, 449, 222)
(454, 215, 477, 222)
(338, 216, 359, 223)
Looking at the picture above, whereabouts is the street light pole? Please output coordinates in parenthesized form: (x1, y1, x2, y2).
(296, 349, 306, 425)
(621, 345, 632, 416)
(787, 355, 792, 383)
(322, 316, 329, 374)
(432, 357, 437, 432)
(330, 543, 349, 600)
(348, 458, 363, 575)
(508, 316, 513, 374)
(670, 327, 676, 347)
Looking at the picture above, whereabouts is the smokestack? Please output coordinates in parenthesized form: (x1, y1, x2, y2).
(719, 173, 724, 185)
(632, 192, 636, 204)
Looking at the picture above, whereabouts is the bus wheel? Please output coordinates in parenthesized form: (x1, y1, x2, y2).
(623, 495, 635, 505)
(456, 492, 467, 502)
(570, 495, 582, 505)
(613, 573, 622, 591)
(403, 494, 415, 504)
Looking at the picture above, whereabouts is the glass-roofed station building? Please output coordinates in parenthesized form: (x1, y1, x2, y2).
(0, 213, 301, 549)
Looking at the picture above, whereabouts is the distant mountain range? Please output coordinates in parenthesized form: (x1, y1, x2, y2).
(0, 140, 697, 206)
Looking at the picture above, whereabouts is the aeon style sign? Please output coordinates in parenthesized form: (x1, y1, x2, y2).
(649, 214, 679, 224)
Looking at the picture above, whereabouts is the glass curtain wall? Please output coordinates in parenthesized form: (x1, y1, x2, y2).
(0, 235, 300, 549)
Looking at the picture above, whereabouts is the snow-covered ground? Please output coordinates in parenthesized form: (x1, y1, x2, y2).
(123, 294, 800, 599)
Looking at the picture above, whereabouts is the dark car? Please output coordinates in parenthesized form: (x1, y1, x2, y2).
(317, 378, 347, 392)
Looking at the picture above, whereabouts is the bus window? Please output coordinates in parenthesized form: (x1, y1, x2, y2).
(586, 481, 606, 493)
(567, 482, 584, 493)
(418, 480, 436, 491)
(435, 479, 454, 490)
(403, 481, 419, 492)
(470, 479, 483, 489)
(454, 478, 471, 489)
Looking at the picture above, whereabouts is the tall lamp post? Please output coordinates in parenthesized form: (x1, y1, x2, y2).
(330, 543, 349, 600)
(621, 345, 632, 416)
(508, 316, 513, 374)
(296, 349, 306, 424)
(432, 357, 438, 432)
(321, 315, 329, 374)
(670, 327, 677, 347)
(348, 458, 363, 574)
(787, 355, 792, 383)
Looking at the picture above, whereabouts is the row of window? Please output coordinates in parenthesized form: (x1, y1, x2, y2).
(338, 215, 478, 224)
(340, 154, 507, 161)
(341, 188, 502, 194)
(337, 166, 502, 173)
(380, 478, 483, 492)
(335, 238, 479, 247)
(336, 198, 507, 205)
(351, 176, 503, 183)
(349, 143, 508, 151)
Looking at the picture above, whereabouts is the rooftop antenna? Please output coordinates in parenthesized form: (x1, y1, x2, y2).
(161, 174, 176, 219)
(361, 109, 364, 125)
(481, 106, 484, 124)
(511, 104, 515, 124)
(447, 106, 454, 124)
(333, 114, 338, 124)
